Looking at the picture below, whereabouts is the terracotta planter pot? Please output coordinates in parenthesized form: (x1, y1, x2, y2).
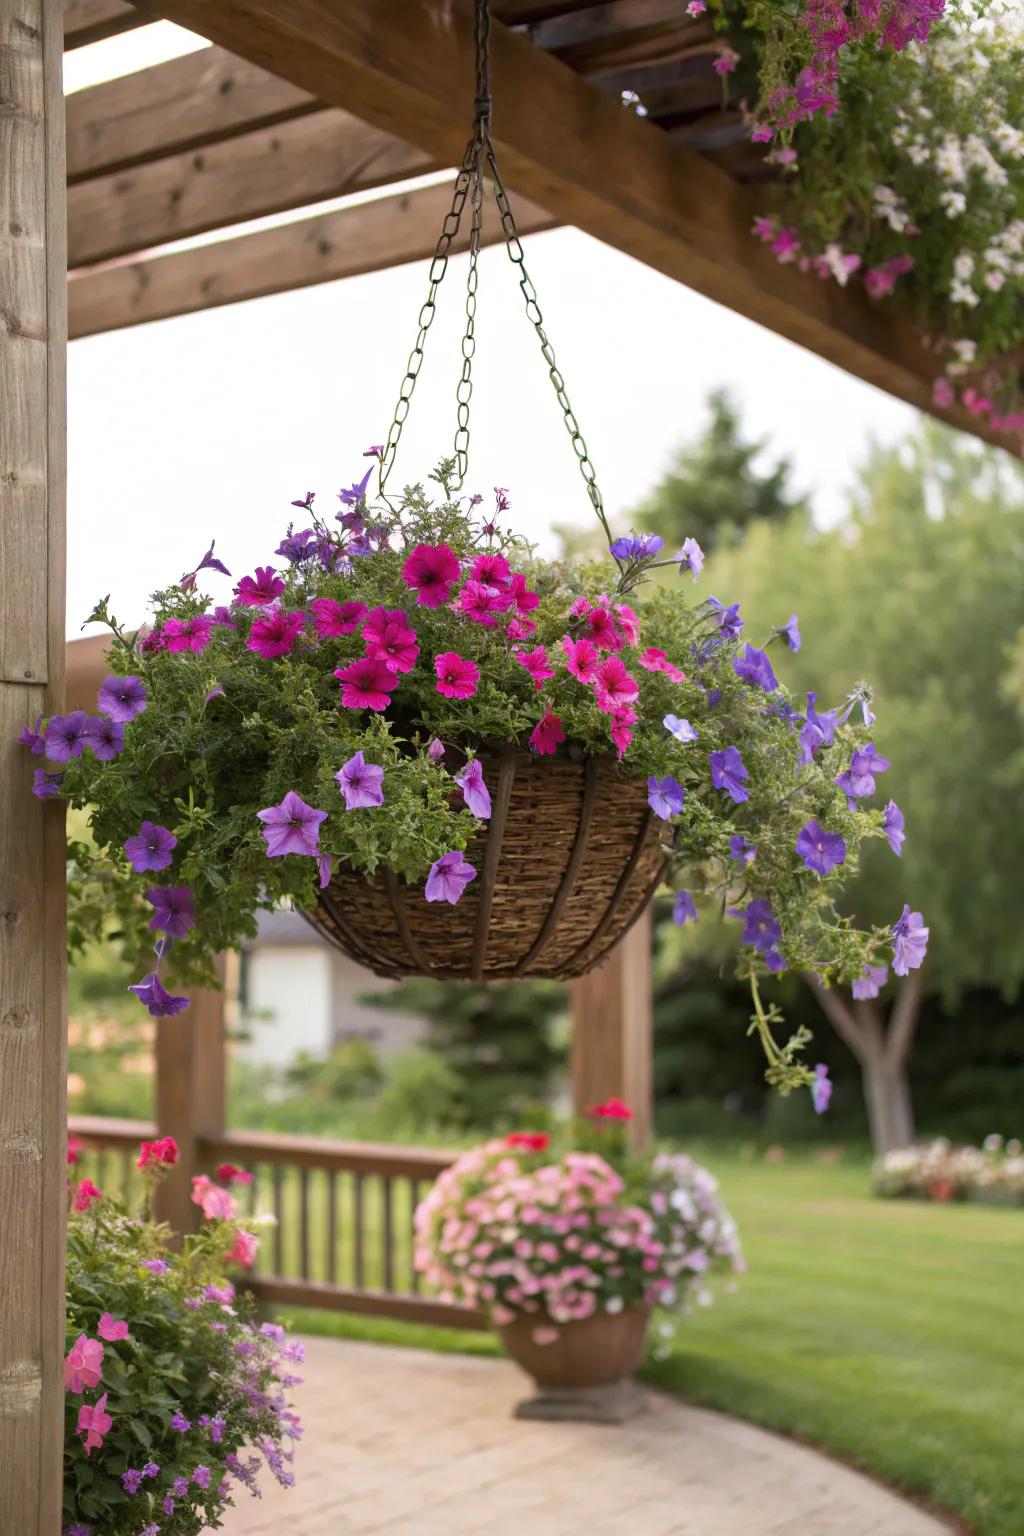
(498, 1306, 649, 1391)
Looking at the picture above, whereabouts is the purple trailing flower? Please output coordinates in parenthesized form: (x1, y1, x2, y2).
(663, 714, 698, 743)
(129, 973, 190, 1018)
(427, 738, 446, 762)
(275, 525, 317, 563)
(835, 741, 890, 800)
(192, 1465, 212, 1490)
(811, 1063, 832, 1114)
(142, 1463, 159, 1479)
(709, 745, 749, 804)
(32, 769, 63, 799)
(609, 532, 664, 560)
(43, 711, 90, 762)
(852, 964, 889, 1000)
(146, 885, 196, 940)
(170, 1410, 191, 1432)
(774, 613, 801, 652)
(338, 466, 373, 507)
(180, 539, 230, 590)
(763, 947, 786, 974)
(121, 1470, 144, 1495)
(82, 714, 125, 760)
(97, 674, 149, 722)
(124, 821, 177, 873)
(672, 890, 698, 926)
(334, 752, 385, 811)
(796, 819, 846, 876)
(678, 537, 704, 579)
(798, 691, 837, 765)
(729, 834, 756, 866)
(424, 852, 477, 905)
(257, 791, 327, 857)
(707, 596, 743, 640)
(730, 897, 782, 953)
(647, 774, 685, 820)
(892, 905, 928, 976)
(318, 854, 333, 889)
(733, 643, 778, 692)
(454, 759, 491, 819)
(18, 716, 45, 755)
(882, 800, 905, 855)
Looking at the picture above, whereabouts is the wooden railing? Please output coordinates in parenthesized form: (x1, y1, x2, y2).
(68, 1115, 487, 1333)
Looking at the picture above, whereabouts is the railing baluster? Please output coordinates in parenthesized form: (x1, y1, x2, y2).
(95, 1149, 107, 1190)
(354, 1172, 365, 1289)
(410, 1179, 421, 1292)
(299, 1168, 310, 1281)
(273, 1164, 284, 1275)
(327, 1170, 337, 1286)
(382, 1176, 394, 1293)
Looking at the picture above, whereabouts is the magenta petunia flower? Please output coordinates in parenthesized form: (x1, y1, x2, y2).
(424, 851, 477, 905)
(83, 714, 125, 760)
(561, 634, 600, 684)
(146, 885, 196, 940)
(529, 707, 565, 755)
(640, 647, 686, 683)
(470, 553, 511, 587)
(335, 751, 384, 810)
(892, 905, 928, 976)
(247, 608, 306, 659)
(97, 674, 148, 722)
(434, 652, 480, 700)
(44, 711, 90, 762)
(257, 790, 327, 857)
(648, 775, 685, 820)
(458, 579, 510, 626)
(124, 821, 177, 873)
(402, 543, 461, 607)
(614, 602, 640, 645)
(609, 704, 636, 759)
(364, 607, 419, 673)
(334, 657, 398, 710)
(162, 615, 215, 654)
(509, 572, 539, 617)
(454, 759, 491, 819)
(507, 616, 537, 641)
(515, 646, 555, 691)
(594, 655, 638, 712)
(709, 746, 749, 804)
(211, 606, 236, 629)
(310, 597, 367, 638)
(233, 566, 285, 606)
(129, 973, 190, 1018)
(796, 819, 846, 876)
(585, 605, 621, 651)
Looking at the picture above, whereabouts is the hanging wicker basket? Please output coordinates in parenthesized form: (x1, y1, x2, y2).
(307, 749, 667, 982)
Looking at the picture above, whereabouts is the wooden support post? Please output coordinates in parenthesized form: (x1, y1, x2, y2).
(570, 907, 653, 1148)
(0, 0, 67, 1528)
(153, 965, 226, 1235)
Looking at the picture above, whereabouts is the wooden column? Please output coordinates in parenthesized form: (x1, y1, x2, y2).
(153, 966, 226, 1235)
(0, 0, 68, 1529)
(570, 907, 653, 1148)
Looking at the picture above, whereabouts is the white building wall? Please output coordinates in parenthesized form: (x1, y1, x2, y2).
(244, 945, 333, 1067)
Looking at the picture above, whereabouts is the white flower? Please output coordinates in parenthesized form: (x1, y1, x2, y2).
(907, 142, 931, 166)
(953, 338, 977, 363)
(953, 253, 975, 279)
(940, 190, 967, 217)
(985, 270, 1006, 291)
(605, 1295, 624, 1314)
(951, 280, 979, 307)
(936, 135, 966, 183)
(985, 247, 1011, 271)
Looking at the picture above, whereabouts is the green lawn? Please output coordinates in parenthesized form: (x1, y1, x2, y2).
(280, 1153, 1024, 1536)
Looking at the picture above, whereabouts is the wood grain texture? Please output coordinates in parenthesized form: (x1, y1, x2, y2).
(152, 969, 225, 1236)
(63, 0, 139, 47)
(0, 1, 67, 1527)
(570, 907, 653, 1147)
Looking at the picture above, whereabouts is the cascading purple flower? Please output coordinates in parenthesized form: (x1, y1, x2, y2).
(852, 964, 888, 1000)
(882, 799, 905, 855)
(663, 714, 698, 743)
(647, 774, 684, 820)
(774, 613, 801, 652)
(892, 904, 928, 975)
(733, 643, 778, 692)
(609, 532, 664, 561)
(796, 819, 846, 876)
(43, 711, 90, 762)
(811, 1063, 832, 1114)
(454, 759, 491, 819)
(97, 674, 149, 722)
(17, 716, 45, 755)
(424, 851, 477, 905)
(179, 539, 230, 591)
(256, 792, 327, 858)
(677, 537, 704, 580)
(146, 886, 196, 940)
(709, 745, 749, 804)
(128, 973, 190, 1018)
(334, 752, 384, 810)
(32, 769, 63, 799)
(707, 596, 743, 640)
(124, 821, 177, 873)
(835, 741, 890, 800)
(798, 692, 837, 765)
(730, 897, 782, 953)
(83, 715, 125, 761)
(729, 834, 756, 866)
(672, 890, 698, 926)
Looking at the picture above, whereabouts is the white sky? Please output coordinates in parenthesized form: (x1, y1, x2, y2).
(64, 24, 920, 639)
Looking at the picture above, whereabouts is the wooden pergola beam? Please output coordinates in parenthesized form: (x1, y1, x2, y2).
(69, 179, 556, 337)
(64, 0, 141, 46)
(128, 0, 1003, 448)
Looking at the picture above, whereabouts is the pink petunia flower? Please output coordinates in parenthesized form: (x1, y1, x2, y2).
(514, 646, 555, 691)
(614, 604, 640, 645)
(233, 566, 284, 606)
(593, 656, 639, 711)
(256, 790, 327, 857)
(217, 1163, 253, 1186)
(77, 1391, 111, 1456)
(64, 1334, 104, 1393)
(73, 1178, 103, 1211)
(138, 1136, 178, 1168)
(424, 851, 477, 904)
(191, 1174, 237, 1223)
(458, 580, 510, 626)
(309, 597, 367, 637)
(454, 759, 491, 819)
(507, 616, 537, 640)
(162, 615, 214, 655)
(247, 608, 306, 659)
(529, 707, 566, 755)
(639, 647, 686, 683)
(610, 705, 637, 759)
(334, 657, 398, 710)
(509, 572, 539, 616)
(226, 1229, 260, 1269)
(470, 553, 511, 587)
(435, 653, 480, 700)
(585, 605, 621, 651)
(363, 608, 419, 674)
(402, 543, 461, 607)
(98, 1313, 130, 1342)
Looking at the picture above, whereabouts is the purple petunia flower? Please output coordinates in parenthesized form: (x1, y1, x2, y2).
(124, 821, 177, 873)
(707, 596, 743, 640)
(66, 1526, 93, 1536)
(796, 819, 846, 876)
(97, 674, 148, 723)
(852, 964, 888, 1000)
(672, 890, 698, 926)
(257, 791, 327, 858)
(892, 905, 928, 976)
(664, 714, 698, 743)
(811, 1063, 832, 1114)
(146, 885, 196, 940)
(798, 692, 838, 765)
(709, 745, 749, 804)
(32, 769, 63, 799)
(338, 466, 373, 508)
(729, 834, 756, 866)
(678, 537, 704, 580)
(733, 643, 778, 692)
(334, 752, 384, 811)
(763, 946, 786, 974)
(276, 525, 317, 563)
(121, 1470, 144, 1495)
(18, 716, 45, 755)
(775, 613, 801, 652)
(180, 539, 230, 590)
(730, 897, 782, 953)
(454, 759, 491, 820)
(82, 714, 125, 760)
(882, 800, 905, 855)
(129, 973, 190, 1018)
(647, 774, 685, 820)
(43, 711, 90, 763)
(609, 532, 664, 560)
(424, 852, 477, 905)
(835, 741, 890, 800)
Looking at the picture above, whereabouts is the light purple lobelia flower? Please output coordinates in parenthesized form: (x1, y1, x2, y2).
(811, 1063, 832, 1114)
(146, 886, 196, 940)
(454, 759, 491, 819)
(835, 741, 890, 800)
(672, 890, 698, 926)
(709, 745, 749, 804)
(852, 964, 888, 1000)
(678, 537, 704, 580)
(124, 821, 177, 873)
(334, 752, 384, 811)
(98, 674, 149, 722)
(664, 714, 698, 743)
(43, 711, 90, 762)
(83, 714, 125, 760)
(892, 904, 928, 976)
(733, 643, 778, 692)
(775, 613, 801, 652)
(882, 800, 905, 855)
(729, 834, 756, 866)
(796, 819, 846, 876)
(128, 973, 190, 1018)
(647, 774, 685, 820)
(257, 791, 327, 857)
(424, 852, 477, 905)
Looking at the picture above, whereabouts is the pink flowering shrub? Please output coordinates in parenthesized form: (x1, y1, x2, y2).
(414, 1127, 743, 1341)
(63, 1147, 298, 1536)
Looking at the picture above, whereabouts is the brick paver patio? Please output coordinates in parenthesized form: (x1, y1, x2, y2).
(218, 1336, 953, 1536)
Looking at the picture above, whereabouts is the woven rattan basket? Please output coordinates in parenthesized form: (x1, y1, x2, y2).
(307, 748, 667, 981)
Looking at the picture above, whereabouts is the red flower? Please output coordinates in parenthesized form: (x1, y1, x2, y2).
(137, 1136, 179, 1168)
(216, 1163, 254, 1186)
(72, 1177, 103, 1211)
(505, 1132, 550, 1152)
(589, 1098, 633, 1121)
(402, 543, 461, 607)
(334, 657, 399, 710)
(67, 1134, 84, 1167)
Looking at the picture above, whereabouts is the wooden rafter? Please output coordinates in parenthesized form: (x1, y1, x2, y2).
(68, 180, 556, 337)
(64, 0, 141, 46)
(123, 0, 1000, 448)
